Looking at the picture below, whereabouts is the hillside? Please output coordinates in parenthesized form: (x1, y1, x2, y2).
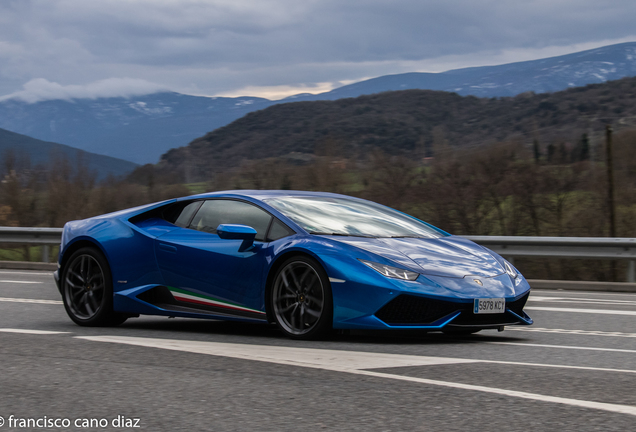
(156, 76, 636, 182)
(1, 42, 635, 164)
(0, 128, 138, 179)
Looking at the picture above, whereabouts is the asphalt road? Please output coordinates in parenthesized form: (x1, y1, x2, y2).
(1, 270, 635, 431)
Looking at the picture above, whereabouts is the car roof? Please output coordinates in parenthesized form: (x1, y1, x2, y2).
(182, 190, 357, 201)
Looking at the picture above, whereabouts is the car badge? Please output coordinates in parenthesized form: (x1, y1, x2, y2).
(473, 279, 483, 286)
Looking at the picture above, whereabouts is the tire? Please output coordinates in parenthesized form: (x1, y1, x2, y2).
(61, 247, 128, 327)
(270, 256, 333, 340)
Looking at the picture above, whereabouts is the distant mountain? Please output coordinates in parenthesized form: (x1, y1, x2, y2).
(0, 128, 138, 179)
(286, 42, 636, 101)
(1, 42, 635, 165)
(157, 76, 636, 182)
(0, 93, 275, 165)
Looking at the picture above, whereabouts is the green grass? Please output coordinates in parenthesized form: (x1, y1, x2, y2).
(0, 245, 59, 262)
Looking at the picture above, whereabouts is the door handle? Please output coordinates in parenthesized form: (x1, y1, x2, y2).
(159, 243, 177, 253)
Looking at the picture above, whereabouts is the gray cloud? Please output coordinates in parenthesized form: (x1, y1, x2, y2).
(1, 0, 635, 101)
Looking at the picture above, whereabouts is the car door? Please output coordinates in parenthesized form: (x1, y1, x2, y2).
(154, 199, 273, 316)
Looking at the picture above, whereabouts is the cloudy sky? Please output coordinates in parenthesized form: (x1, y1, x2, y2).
(1, 0, 635, 102)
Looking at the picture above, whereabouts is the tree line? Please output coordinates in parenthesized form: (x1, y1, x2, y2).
(1, 128, 635, 281)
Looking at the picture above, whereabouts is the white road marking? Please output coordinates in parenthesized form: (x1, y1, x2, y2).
(490, 342, 636, 354)
(0, 280, 43, 284)
(0, 328, 69, 335)
(76, 336, 475, 369)
(0, 271, 54, 276)
(479, 359, 636, 375)
(525, 306, 636, 316)
(0, 297, 62, 305)
(529, 296, 636, 306)
(353, 370, 636, 416)
(532, 290, 636, 297)
(509, 327, 636, 338)
(77, 335, 636, 417)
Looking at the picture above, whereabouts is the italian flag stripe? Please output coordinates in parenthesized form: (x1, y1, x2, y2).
(168, 287, 265, 315)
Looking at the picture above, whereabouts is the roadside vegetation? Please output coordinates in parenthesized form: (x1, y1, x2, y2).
(2, 127, 636, 281)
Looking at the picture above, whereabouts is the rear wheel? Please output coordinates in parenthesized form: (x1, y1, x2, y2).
(270, 256, 333, 340)
(61, 247, 127, 327)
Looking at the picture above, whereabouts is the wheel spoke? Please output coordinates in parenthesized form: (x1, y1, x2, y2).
(298, 267, 312, 286)
(84, 299, 94, 316)
(68, 269, 84, 283)
(78, 291, 88, 307)
(304, 295, 320, 304)
(87, 273, 102, 284)
(281, 270, 297, 294)
(279, 302, 298, 313)
(87, 292, 100, 311)
(91, 284, 104, 293)
(290, 303, 299, 329)
(289, 267, 301, 290)
(65, 277, 82, 290)
(71, 289, 85, 302)
(80, 256, 87, 279)
(304, 307, 321, 318)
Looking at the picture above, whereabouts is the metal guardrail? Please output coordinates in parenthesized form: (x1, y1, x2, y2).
(0, 227, 63, 263)
(0, 228, 634, 282)
(464, 235, 636, 282)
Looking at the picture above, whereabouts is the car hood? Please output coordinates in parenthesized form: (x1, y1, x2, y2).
(334, 235, 505, 278)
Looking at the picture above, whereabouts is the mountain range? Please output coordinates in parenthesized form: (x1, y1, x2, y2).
(157, 75, 636, 182)
(0, 42, 635, 166)
(0, 127, 138, 180)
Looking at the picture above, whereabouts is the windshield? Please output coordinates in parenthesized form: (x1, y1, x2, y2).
(264, 196, 448, 238)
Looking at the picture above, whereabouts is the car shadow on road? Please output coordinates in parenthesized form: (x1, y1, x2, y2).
(118, 317, 528, 345)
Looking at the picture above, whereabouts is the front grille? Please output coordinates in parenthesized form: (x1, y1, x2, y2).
(375, 295, 466, 325)
(506, 292, 530, 315)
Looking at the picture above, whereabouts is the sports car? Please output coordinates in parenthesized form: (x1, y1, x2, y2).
(54, 190, 533, 339)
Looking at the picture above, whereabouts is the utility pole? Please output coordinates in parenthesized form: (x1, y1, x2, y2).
(605, 125, 617, 280)
(606, 125, 616, 238)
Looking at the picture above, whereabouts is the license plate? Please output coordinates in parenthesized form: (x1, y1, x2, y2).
(474, 298, 505, 314)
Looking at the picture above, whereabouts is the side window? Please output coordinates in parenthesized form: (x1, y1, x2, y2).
(267, 218, 295, 241)
(189, 200, 272, 242)
(162, 201, 202, 227)
(173, 201, 203, 227)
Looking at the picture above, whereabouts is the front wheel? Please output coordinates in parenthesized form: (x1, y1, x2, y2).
(61, 247, 127, 327)
(270, 256, 333, 340)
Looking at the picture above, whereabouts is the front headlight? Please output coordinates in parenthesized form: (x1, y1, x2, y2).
(503, 259, 518, 279)
(359, 259, 419, 281)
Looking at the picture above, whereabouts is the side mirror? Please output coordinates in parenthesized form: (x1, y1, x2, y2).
(217, 224, 257, 252)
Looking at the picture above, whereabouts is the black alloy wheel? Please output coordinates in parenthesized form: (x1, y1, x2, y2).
(271, 256, 333, 339)
(61, 247, 127, 326)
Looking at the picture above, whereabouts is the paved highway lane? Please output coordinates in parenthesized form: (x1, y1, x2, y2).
(1, 271, 636, 431)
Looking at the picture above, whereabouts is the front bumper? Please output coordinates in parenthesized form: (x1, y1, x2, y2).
(321, 254, 533, 331)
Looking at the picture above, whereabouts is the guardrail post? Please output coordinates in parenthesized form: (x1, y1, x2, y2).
(41, 245, 49, 263)
(628, 261, 635, 283)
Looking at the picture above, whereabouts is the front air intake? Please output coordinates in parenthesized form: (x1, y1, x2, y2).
(375, 295, 465, 325)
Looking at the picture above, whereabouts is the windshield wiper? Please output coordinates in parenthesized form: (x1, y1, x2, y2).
(309, 231, 376, 238)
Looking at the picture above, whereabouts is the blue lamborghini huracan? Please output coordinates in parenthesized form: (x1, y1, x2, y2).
(54, 190, 532, 339)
